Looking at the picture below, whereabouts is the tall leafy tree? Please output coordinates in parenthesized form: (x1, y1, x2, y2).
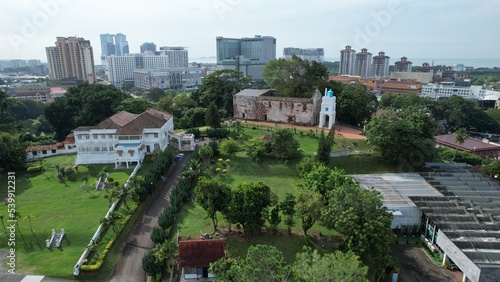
(205, 101, 221, 128)
(210, 244, 290, 282)
(0, 91, 14, 126)
(322, 179, 393, 281)
(0, 133, 26, 170)
(115, 98, 152, 114)
(336, 84, 377, 127)
(269, 128, 301, 160)
(100, 211, 122, 232)
(146, 88, 166, 102)
(365, 107, 436, 167)
(295, 189, 323, 236)
(191, 69, 250, 117)
(194, 177, 231, 233)
(293, 247, 369, 282)
(280, 193, 296, 235)
(219, 139, 242, 156)
(263, 56, 328, 97)
(228, 181, 273, 236)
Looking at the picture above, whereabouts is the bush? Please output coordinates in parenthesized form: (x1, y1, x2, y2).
(27, 165, 44, 173)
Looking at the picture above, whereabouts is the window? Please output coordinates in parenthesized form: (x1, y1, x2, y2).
(279, 102, 282, 109)
(154, 133, 159, 138)
(51, 149, 56, 154)
(130, 136, 141, 140)
(108, 134, 113, 138)
(101, 134, 106, 139)
(291, 103, 294, 110)
(325, 107, 329, 112)
(33, 151, 37, 156)
(77, 135, 82, 140)
(93, 135, 98, 139)
(42, 150, 47, 154)
(129, 150, 135, 156)
(94, 147, 100, 152)
(118, 151, 123, 157)
(85, 135, 90, 139)
(303, 104, 307, 111)
(102, 147, 108, 152)
(109, 146, 114, 151)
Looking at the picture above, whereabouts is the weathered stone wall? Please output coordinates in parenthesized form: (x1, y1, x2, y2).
(233, 95, 259, 120)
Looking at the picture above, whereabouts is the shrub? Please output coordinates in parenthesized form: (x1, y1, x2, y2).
(27, 165, 44, 173)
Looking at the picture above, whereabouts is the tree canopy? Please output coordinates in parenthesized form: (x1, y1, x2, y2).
(263, 56, 328, 98)
(335, 84, 378, 127)
(365, 107, 437, 167)
(45, 83, 130, 140)
(194, 177, 231, 233)
(191, 69, 250, 117)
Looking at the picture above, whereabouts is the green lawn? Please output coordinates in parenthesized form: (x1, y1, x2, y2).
(0, 154, 137, 278)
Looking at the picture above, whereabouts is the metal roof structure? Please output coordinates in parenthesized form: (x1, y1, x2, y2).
(412, 163, 500, 265)
(353, 173, 444, 208)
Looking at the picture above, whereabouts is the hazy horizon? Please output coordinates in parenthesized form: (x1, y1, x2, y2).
(1, 0, 498, 64)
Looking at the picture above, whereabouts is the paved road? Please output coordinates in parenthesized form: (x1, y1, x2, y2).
(109, 152, 192, 282)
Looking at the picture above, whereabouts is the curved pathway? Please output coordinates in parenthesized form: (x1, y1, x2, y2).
(109, 152, 192, 282)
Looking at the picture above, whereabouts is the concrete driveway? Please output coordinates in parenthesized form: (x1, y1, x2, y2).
(109, 152, 192, 282)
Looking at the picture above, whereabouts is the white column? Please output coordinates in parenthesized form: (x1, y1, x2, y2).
(442, 252, 447, 266)
(462, 273, 467, 282)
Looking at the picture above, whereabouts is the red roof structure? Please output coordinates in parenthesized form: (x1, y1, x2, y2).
(435, 134, 500, 158)
(178, 240, 225, 268)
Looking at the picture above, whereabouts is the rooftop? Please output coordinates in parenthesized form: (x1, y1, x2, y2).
(436, 134, 500, 151)
(178, 240, 225, 268)
(234, 89, 273, 97)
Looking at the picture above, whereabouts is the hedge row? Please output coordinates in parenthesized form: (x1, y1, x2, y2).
(80, 214, 132, 272)
(139, 149, 175, 200)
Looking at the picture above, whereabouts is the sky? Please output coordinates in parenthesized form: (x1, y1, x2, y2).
(0, 0, 498, 64)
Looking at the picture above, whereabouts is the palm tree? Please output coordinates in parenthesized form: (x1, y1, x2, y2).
(23, 214, 36, 234)
(0, 214, 7, 235)
(100, 212, 122, 232)
(87, 239, 102, 258)
(452, 128, 469, 162)
(111, 185, 137, 210)
(12, 212, 27, 245)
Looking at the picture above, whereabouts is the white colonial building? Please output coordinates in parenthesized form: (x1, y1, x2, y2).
(73, 108, 193, 168)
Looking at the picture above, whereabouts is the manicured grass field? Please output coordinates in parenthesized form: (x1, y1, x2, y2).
(0, 154, 137, 278)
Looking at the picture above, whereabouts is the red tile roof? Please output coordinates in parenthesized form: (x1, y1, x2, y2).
(435, 134, 500, 152)
(115, 109, 172, 135)
(74, 111, 137, 131)
(26, 133, 75, 152)
(178, 240, 225, 268)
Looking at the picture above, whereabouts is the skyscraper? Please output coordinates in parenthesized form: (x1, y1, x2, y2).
(158, 47, 189, 68)
(339, 45, 356, 76)
(371, 51, 390, 77)
(394, 57, 413, 72)
(140, 42, 157, 54)
(283, 48, 324, 62)
(114, 33, 129, 56)
(46, 37, 95, 83)
(216, 35, 276, 79)
(107, 53, 169, 84)
(355, 48, 372, 78)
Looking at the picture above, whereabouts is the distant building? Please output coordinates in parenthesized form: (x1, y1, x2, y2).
(355, 48, 372, 77)
(133, 67, 202, 90)
(99, 33, 129, 64)
(394, 57, 412, 72)
(381, 80, 421, 94)
(283, 47, 324, 62)
(339, 45, 356, 76)
(416, 62, 434, 74)
(216, 35, 276, 79)
(9, 82, 51, 102)
(389, 72, 433, 84)
(435, 134, 500, 158)
(46, 37, 95, 84)
(26, 133, 76, 160)
(421, 83, 485, 99)
(178, 240, 224, 282)
(10, 59, 28, 68)
(371, 51, 390, 77)
(107, 53, 169, 85)
(158, 47, 189, 68)
(233, 89, 322, 126)
(140, 42, 157, 54)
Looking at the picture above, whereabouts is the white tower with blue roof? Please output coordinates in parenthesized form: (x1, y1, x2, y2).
(319, 88, 336, 129)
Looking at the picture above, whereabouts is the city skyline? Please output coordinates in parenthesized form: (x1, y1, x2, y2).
(1, 0, 498, 64)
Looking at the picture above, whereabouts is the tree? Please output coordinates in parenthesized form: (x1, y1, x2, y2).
(0, 91, 14, 127)
(246, 137, 267, 162)
(316, 129, 334, 164)
(205, 101, 221, 129)
(142, 250, 163, 277)
(151, 226, 169, 245)
(0, 133, 27, 170)
(146, 88, 166, 102)
(198, 145, 214, 167)
(336, 84, 377, 127)
(322, 179, 393, 280)
(191, 69, 250, 116)
(280, 193, 296, 235)
(228, 181, 273, 236)
(263, 56, 328, 97)
(293, 247, 369, 282)
(299, 164, 346, 200)
(365, 107, 436, 167)
(194, 177, 231, 233)
(268, 206, 281, 235)
(219, 139, 242, 156)
(45, 83, 130, 140)
(295, 189, 323, 236)
(380, 92, 434, 110)
(23, 214, 36, 234)
(269, 128, 301, 160)
(100, 211, 122, 232)
(87, 239, 102, 257)
(111, 185, 137, 210)
(452, 128, 469, 162)
(0, 214, 6, 235)
(210, 244, 290, 282)
(115, 98, 152, 114)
